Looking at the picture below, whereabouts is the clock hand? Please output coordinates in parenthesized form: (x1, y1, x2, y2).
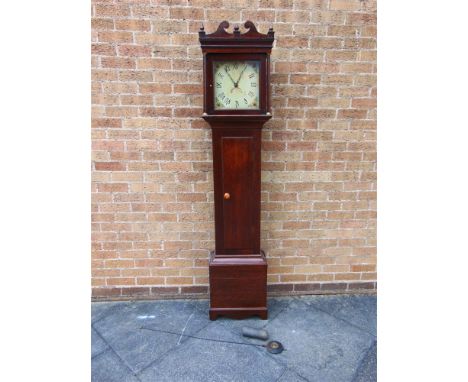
(224, 67, 237, 86)
(235, 65, 248, 84)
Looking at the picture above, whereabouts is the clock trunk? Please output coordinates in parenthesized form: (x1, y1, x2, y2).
(212, 128, 260, 254)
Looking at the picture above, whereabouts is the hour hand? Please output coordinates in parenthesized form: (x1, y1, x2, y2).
(236, 65, 248, 83)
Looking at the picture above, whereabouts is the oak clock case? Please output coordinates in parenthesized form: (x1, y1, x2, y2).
(199, 21, 274, 321)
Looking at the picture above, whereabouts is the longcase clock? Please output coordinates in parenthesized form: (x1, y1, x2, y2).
(199, 21, 275, 320)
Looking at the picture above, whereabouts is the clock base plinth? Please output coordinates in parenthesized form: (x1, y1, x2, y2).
(209, 251, 268, 321)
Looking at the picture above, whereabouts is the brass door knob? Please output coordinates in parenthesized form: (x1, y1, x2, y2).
(224, 192, 230, 200)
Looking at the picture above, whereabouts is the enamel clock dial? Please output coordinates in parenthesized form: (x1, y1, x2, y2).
(213, 61, 260, 110)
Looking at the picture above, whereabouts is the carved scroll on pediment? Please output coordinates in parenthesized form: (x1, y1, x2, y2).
(199, 20, 274, 41)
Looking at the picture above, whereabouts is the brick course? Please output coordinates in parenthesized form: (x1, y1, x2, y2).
(91, 0, 377, 300)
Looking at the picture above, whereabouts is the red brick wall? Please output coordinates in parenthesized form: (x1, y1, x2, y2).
(91, 0, 377, 300)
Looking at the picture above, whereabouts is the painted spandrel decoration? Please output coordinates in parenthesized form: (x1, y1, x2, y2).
(199, 21, 275, 320)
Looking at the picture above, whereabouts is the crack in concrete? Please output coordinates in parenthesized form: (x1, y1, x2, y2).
(297, 297, 377, 338)
(92, 323, 140, 379)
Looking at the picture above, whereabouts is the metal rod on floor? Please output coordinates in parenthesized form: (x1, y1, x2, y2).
(140, 326, 266, 348)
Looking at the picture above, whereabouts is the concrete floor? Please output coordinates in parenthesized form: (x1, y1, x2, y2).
(92, 295, 376, 382)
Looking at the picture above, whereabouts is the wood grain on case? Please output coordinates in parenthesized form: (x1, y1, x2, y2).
(221, 137, 254, 249)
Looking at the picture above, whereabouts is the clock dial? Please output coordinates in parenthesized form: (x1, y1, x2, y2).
(213, 61, 260, 110)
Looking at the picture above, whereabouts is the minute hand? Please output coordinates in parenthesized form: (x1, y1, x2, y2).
(224, 68, 237, 86)
(235, 65, 248, 84)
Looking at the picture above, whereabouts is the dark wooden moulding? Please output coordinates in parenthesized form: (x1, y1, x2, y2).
(199, 21, 275, 320)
